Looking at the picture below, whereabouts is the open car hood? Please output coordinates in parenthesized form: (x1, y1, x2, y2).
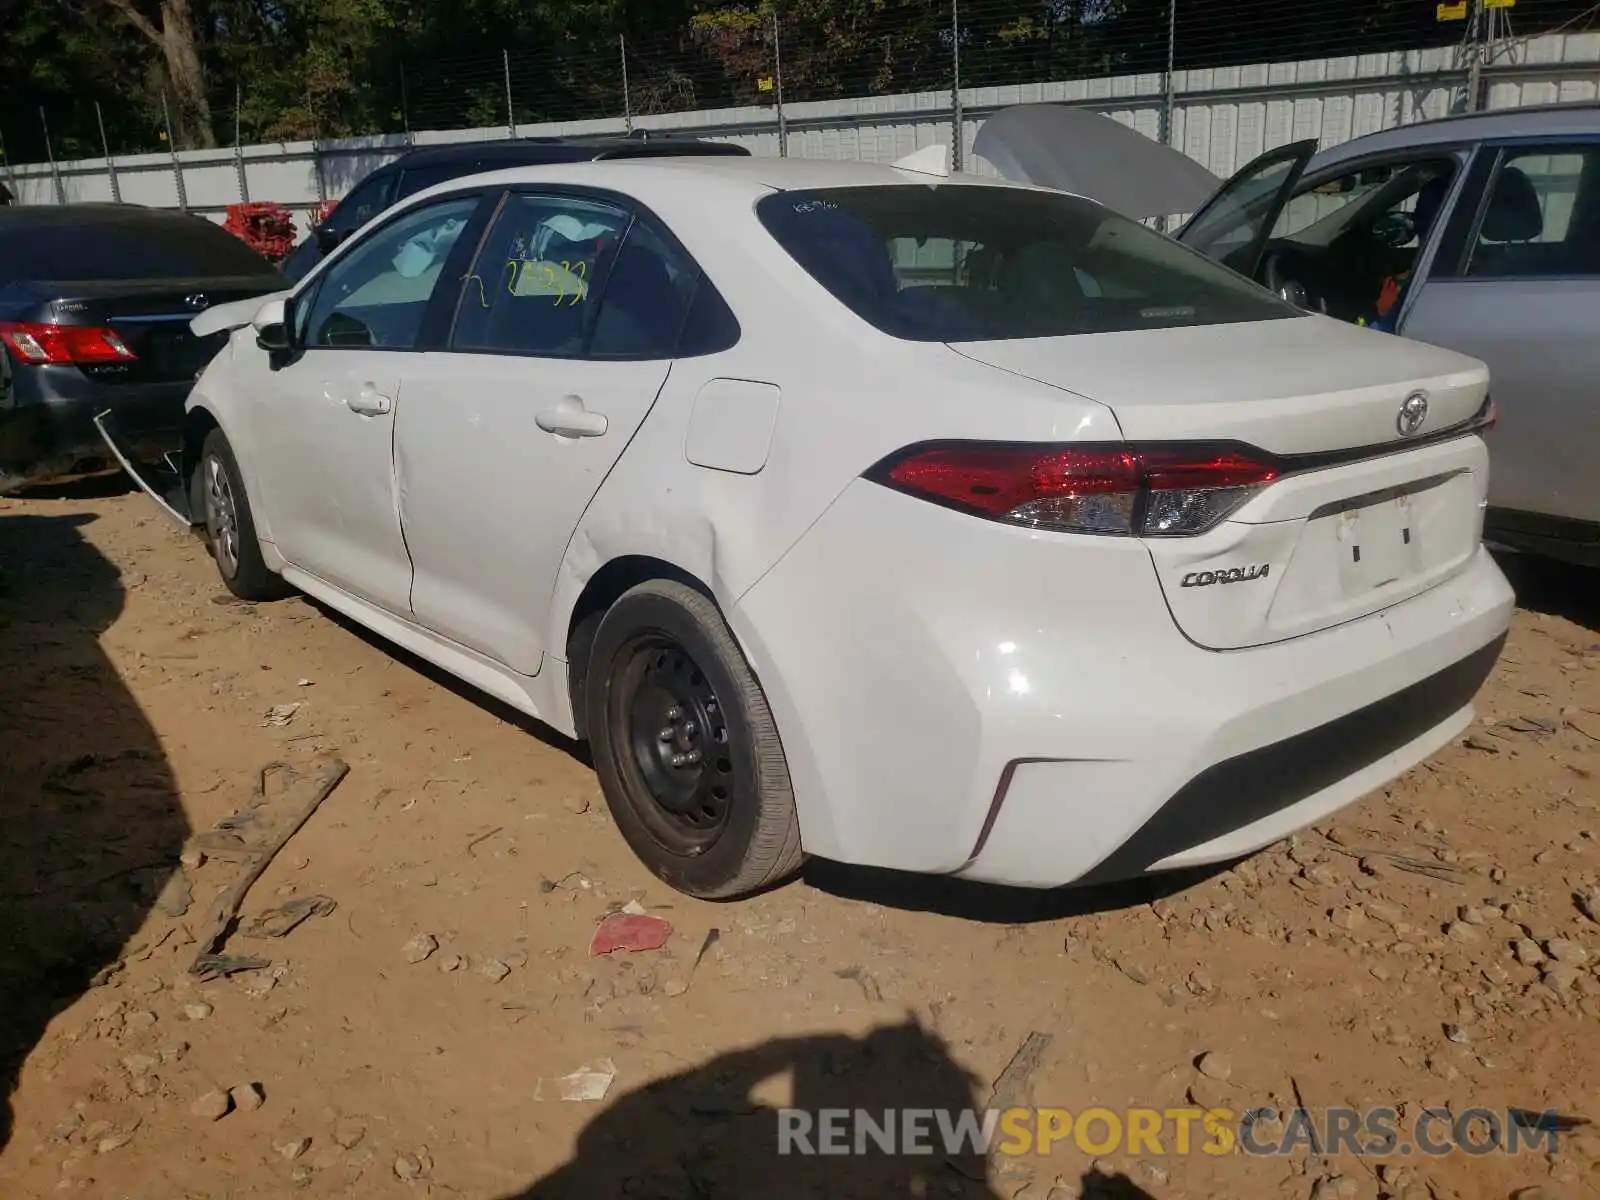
(973, 105, 1222, 220)
(190, 289, 289, 338)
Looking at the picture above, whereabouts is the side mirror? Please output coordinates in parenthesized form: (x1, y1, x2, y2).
(314, 223, 343, 254)
(1371, 210, 1417, 249)
(252, 298, 291, 354)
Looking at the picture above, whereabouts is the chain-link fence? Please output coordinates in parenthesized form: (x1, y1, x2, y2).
(6, 0, 1599, 171)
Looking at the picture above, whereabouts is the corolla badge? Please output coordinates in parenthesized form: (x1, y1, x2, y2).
(184, 293, 211, 311)
(1180, 564, 1271, 588)
(1397, 391, 1429, 437)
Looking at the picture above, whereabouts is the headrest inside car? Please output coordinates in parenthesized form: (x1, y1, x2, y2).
(1480, 166, 1544, 243)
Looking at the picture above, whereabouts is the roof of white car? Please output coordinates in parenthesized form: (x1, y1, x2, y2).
(430, 153, 1027, 204)
(1316, 100, 1600, 163)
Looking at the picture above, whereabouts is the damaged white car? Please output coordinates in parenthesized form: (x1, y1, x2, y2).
(100, 150, 1511, 898)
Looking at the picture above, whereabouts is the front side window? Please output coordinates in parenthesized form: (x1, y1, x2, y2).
(1273, 157, 1457, 250)
(304, 196, 479, 350)
(453, 194, 632, 356)
(1466, 144, 1600, 278)
(757, 186, 1298, 342)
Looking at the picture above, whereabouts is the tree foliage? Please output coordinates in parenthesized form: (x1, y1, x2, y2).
(2, 0, 1596, 164)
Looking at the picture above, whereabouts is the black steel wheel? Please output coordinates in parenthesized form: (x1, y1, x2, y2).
(586, 580, 803, 898)
(197, 429, 290, 602)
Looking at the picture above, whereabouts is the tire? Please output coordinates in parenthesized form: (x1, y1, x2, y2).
(197, 429, 290, 602)
(585, 579, 804, 899)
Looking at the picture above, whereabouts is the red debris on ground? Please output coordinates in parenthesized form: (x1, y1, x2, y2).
(588, 912, 673, 956)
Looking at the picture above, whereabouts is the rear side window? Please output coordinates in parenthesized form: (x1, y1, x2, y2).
(0, 214, 280, 282)
(589, 222, 700, 359)
(396, 163, 479, 201)
(756, 186, 1299, 342)
(1465, 144, 1600, 278)
(324, 173, 393, 237)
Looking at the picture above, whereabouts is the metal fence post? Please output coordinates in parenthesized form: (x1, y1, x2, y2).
(1465, 0, 1486, 113)
(39, 109, 66, 205)
(95, 102, 122, 203)
(504, 49, 517, 138)
(773, 10, 788, 157)
(400, 62, 414, 145)
(950, 0, 963, 172)
(0, 127, 20, 203)
(233, 84, 250, 203)
(1158, 0, 1178, 232)
(1161, 0, 1177, 147)
(621, 35, 634, 133)
(160, 89, 189, 211)
(307, 87, 327, 212)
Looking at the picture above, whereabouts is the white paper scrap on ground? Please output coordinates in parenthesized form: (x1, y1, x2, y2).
(536, 1058, 617, 1102)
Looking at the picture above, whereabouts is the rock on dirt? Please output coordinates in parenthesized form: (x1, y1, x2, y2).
(1195, 1051, 1233, 1081)
(1513, 939, 1546, 967)
(1545, 938, 1590, 965)
(191, 1089, 232, 1121)
(402, 933, 439, 964)
(154, 872, 193, 918)
(230, 1082, 265, 1112)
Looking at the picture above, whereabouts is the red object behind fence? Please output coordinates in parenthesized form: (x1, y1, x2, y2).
(223, 202, 300, 264)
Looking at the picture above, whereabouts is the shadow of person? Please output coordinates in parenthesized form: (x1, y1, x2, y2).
(1078, 1166, 1158, 1198)
(505, 1018, 1006, 1199)
(0, 511, 188, 1152)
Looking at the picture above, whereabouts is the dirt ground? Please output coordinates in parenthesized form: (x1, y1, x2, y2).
(1, 482, 1597, 1200)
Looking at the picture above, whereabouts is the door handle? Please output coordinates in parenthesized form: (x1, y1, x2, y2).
(347, 387, 393, 417)
(536, 397, 608, 439)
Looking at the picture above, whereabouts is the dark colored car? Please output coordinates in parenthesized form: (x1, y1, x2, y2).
(0, 204, 284, 492)
(279, 132, 752, 283)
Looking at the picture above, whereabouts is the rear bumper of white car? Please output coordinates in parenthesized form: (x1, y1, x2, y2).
(733, 478, 1514, 889)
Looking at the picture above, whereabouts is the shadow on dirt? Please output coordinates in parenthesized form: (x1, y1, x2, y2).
(500, 1018, 1159, 1199)
(12, 473, 137, 503)
(0, 511, 187, 1153)
(1493, 551, 1600, 635)
(801, 858, 1231, 924)
(296, 594, 592, 764)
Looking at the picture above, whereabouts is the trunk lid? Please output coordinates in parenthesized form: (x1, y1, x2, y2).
(972, 104, 1224, 220)
(950, 315, 1487, 454)
(40, 276, 282, 386)
(950, 318, 1492, 650)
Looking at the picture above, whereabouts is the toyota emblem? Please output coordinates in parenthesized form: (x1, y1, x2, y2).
(184, 293, 210, 311)
(1397, 392, 1429, 438)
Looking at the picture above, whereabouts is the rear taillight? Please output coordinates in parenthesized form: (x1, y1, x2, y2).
(868, 441, 1280, 537)
(0, 321, 137, 365)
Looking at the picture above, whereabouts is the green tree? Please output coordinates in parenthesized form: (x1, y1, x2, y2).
(99, 0, 217, 146)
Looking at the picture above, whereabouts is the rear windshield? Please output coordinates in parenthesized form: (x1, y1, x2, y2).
(0, 212, 280, 282)
(756, 185, 1300, 341)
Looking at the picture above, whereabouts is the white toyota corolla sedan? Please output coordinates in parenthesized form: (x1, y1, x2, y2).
(101, 155, 1513, 899)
